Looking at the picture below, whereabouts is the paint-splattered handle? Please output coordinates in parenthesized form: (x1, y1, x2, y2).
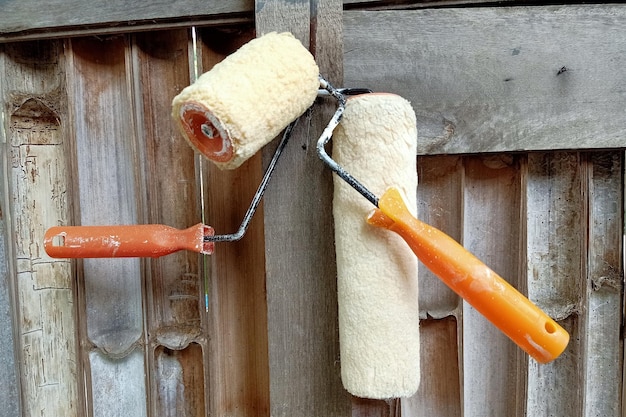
(44, 223, 214, 258)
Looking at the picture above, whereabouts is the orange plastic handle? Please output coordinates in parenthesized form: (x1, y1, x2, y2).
(367, 187, 569, 363)
(44, 223, 215, 258)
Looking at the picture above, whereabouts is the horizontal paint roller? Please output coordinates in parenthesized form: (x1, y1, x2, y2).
(172, 31, 319, 170)
(44, 32, 317, 258)
(316, 80, 570, 370)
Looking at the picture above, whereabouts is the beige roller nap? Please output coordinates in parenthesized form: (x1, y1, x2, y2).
(172, 32, 320, 170)
(333, 93, 420, 399)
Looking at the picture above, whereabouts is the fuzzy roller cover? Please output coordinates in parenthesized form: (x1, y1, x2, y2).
(332, 93, 420, 399)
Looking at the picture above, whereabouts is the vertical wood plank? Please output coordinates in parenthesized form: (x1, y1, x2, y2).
(402, 318, 461, 417)
(402, 155, 463, 417)
(132, 29, 208, 417)
(89, 350, 147, 417)
(351, 398, 400, 417)
(0, 178, 20, 417)
(583, 152, 623, 417)
(256, 1, 351, 415)
(462, 155, 524, 417)
(67, 36, 146, 416)
(416, 155, 462, 318)
(154, 344, 205, 417)
(2, 40, 79, 417)
(0, 54, 21, 415)
(68, 36, 144, 355)
(198, 26, 271, 417)
(524, 152, 583, 416)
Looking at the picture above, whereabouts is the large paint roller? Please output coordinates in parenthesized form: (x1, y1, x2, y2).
(44, 31, 570, 400)
(331, 93, 420, 398)
(316, 80, 570, 379)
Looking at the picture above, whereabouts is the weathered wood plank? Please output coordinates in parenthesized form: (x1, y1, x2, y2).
(461, 155, 524, 416)
(402, 155, 464, 417)
(0, 0, 253, 42)
(343, 0, 515, 9)
(524, 152, 583, 416)
(0, 81, 21, 416)
(154, 344, 206, 417)
(351, 398, 399, 417)
(582, 152, 623, 417)
(525, 153, 582, 318)
(344, 6, 626, 154)
(402, 317, 461, 417)
(197, 26, 270, 417)
(67, 35, 144, 355)
(66, 35, 147, 415)
(2, 40, 80, 417)
(256, 1, 351, 416)
(89, 349, 147, 417)
(415, 155, 461, 318)
(0, 181, 21, 417)
(132, 29, 208, 417)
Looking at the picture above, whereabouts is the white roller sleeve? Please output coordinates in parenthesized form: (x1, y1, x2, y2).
(172, 32, 319, 170)
(332, 93, 419, 399)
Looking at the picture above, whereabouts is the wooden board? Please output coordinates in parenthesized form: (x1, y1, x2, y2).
(0, 184, 20, 417)
(415, 155, 462, 319)
(132, 29, 209, 417)
(461, 155, 524, 416)
(255, 1, 352, 416)
(1, 39, 80, 417)
(0, 0, 253, 41)
(344, 5, 626, 154)
(402, 318, 461, 417)
(343, 0, 514, 8)
(197, 26, 271, 417)
(582, 152, 623, 417)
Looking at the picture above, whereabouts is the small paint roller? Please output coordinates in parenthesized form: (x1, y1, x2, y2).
(171, 31, 320, 170)
(316, 81, 570, 376)
(44, 32, 318, 258)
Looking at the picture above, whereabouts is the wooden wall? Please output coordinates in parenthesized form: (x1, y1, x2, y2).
(0, 2, 624, 417)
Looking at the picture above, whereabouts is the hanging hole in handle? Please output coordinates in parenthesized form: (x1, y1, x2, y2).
(51, 233, 66, 247)
(545, 320, 557, 334)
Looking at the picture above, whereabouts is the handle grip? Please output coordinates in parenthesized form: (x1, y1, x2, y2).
(367, 187, 569, 363)
(44, 223, 215, 258)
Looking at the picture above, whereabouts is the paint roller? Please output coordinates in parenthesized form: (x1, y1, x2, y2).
(44, 31, 570, 400)
(171, 31, 319, 170)
(316, 81, 570, 383)
(331, 93, 420, 399)
(44, 32, 318, 258)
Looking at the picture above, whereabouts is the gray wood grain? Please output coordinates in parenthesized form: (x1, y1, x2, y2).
(0, 162, 20, 417)
(461, 155, 524, 416)
(344, 6, 626, 154)
(1, 40, 80, 417)
(0, 0, 253, 41)
(256, 1, 351, 416)
(582, 152, 623, 417)
(524, 152, 584, 416)
(416, 156, 462, 319)
(343, 0, 514, 8)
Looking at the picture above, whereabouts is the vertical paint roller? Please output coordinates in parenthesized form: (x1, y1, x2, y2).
(171, 32, 320, 169)
(332, 93, 420, 399)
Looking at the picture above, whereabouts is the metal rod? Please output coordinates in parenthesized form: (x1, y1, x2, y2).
(205, 120, 296, 242)
(315, 77, 379, 207)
